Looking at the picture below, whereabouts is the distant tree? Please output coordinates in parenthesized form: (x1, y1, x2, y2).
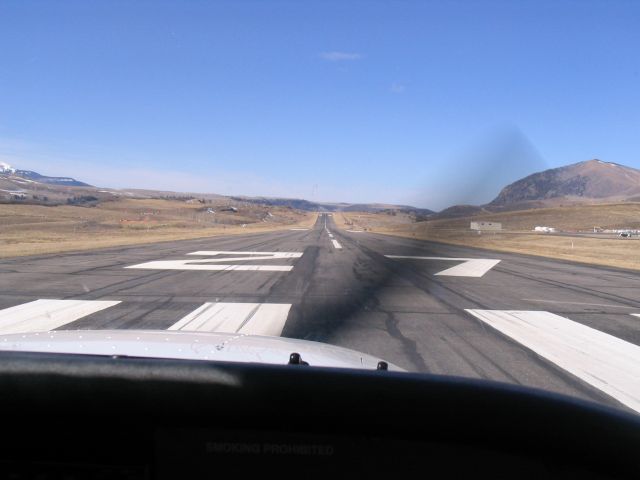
(67, 195, 99, 205)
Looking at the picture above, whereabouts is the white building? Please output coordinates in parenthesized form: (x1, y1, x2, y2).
(470, 221, 502, 231)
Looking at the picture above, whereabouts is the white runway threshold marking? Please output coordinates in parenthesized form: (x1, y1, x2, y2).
(289, 228, 309, 231)
(385, 256, 500, 277)
(466, 309, 640, 413)
(127, 261, 294, 271)
(187, 251, 302, 257)
(524, 299, 639, 309)
(331, 239, 342, 249)
(126, 251, 303, 272)
(169, 302, 292, 336)
(0, 299, 120, 334)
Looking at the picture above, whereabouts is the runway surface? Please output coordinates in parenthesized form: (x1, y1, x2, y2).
(1, 213, 640, 412)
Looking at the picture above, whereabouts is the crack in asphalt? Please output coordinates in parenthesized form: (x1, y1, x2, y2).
(382, 310, 429, 372)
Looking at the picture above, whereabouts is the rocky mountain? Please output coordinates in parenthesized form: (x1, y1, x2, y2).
(433, 159, 640, 218)
(490, 160, 640, 207)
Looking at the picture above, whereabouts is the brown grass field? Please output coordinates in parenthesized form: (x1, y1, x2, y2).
(0, 199, 316, 258)
(335, 203, 640, 271)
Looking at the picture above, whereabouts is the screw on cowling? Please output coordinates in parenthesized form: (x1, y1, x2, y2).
(288, 352, 309, 366)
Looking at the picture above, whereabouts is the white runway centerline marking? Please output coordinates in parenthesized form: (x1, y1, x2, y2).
(331, 239, 342, 249)
(169, 302, 292, 336)
(0, 299, 120, 334)
(385, 256, 500, 277)
(127, 251, 303, 272)
(466, 309, 640, 413)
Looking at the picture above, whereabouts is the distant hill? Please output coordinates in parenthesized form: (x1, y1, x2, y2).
(230, 196, 433, 214)
(230, 196, 342, 211)
(13, 170, 91, 187)
(341, 203, 433, 214)
(433, 204, 489, 219)
(434, 159, 640, 219)
(0, 162, 434, 213)
(490, 159, 640, 207)
(0, 162, 92, 188)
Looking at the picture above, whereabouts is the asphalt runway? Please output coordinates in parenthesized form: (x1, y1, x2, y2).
(1, 213, 639, 413)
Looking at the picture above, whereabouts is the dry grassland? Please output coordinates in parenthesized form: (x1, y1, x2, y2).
(0, 199, 316, 258)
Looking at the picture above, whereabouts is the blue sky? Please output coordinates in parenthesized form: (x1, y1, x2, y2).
(1, 0, 639, 210)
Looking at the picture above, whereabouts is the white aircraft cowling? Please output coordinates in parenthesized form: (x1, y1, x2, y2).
(0, 330, 404, 371)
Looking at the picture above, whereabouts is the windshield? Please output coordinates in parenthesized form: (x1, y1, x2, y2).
(1, 0, 639, 415)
